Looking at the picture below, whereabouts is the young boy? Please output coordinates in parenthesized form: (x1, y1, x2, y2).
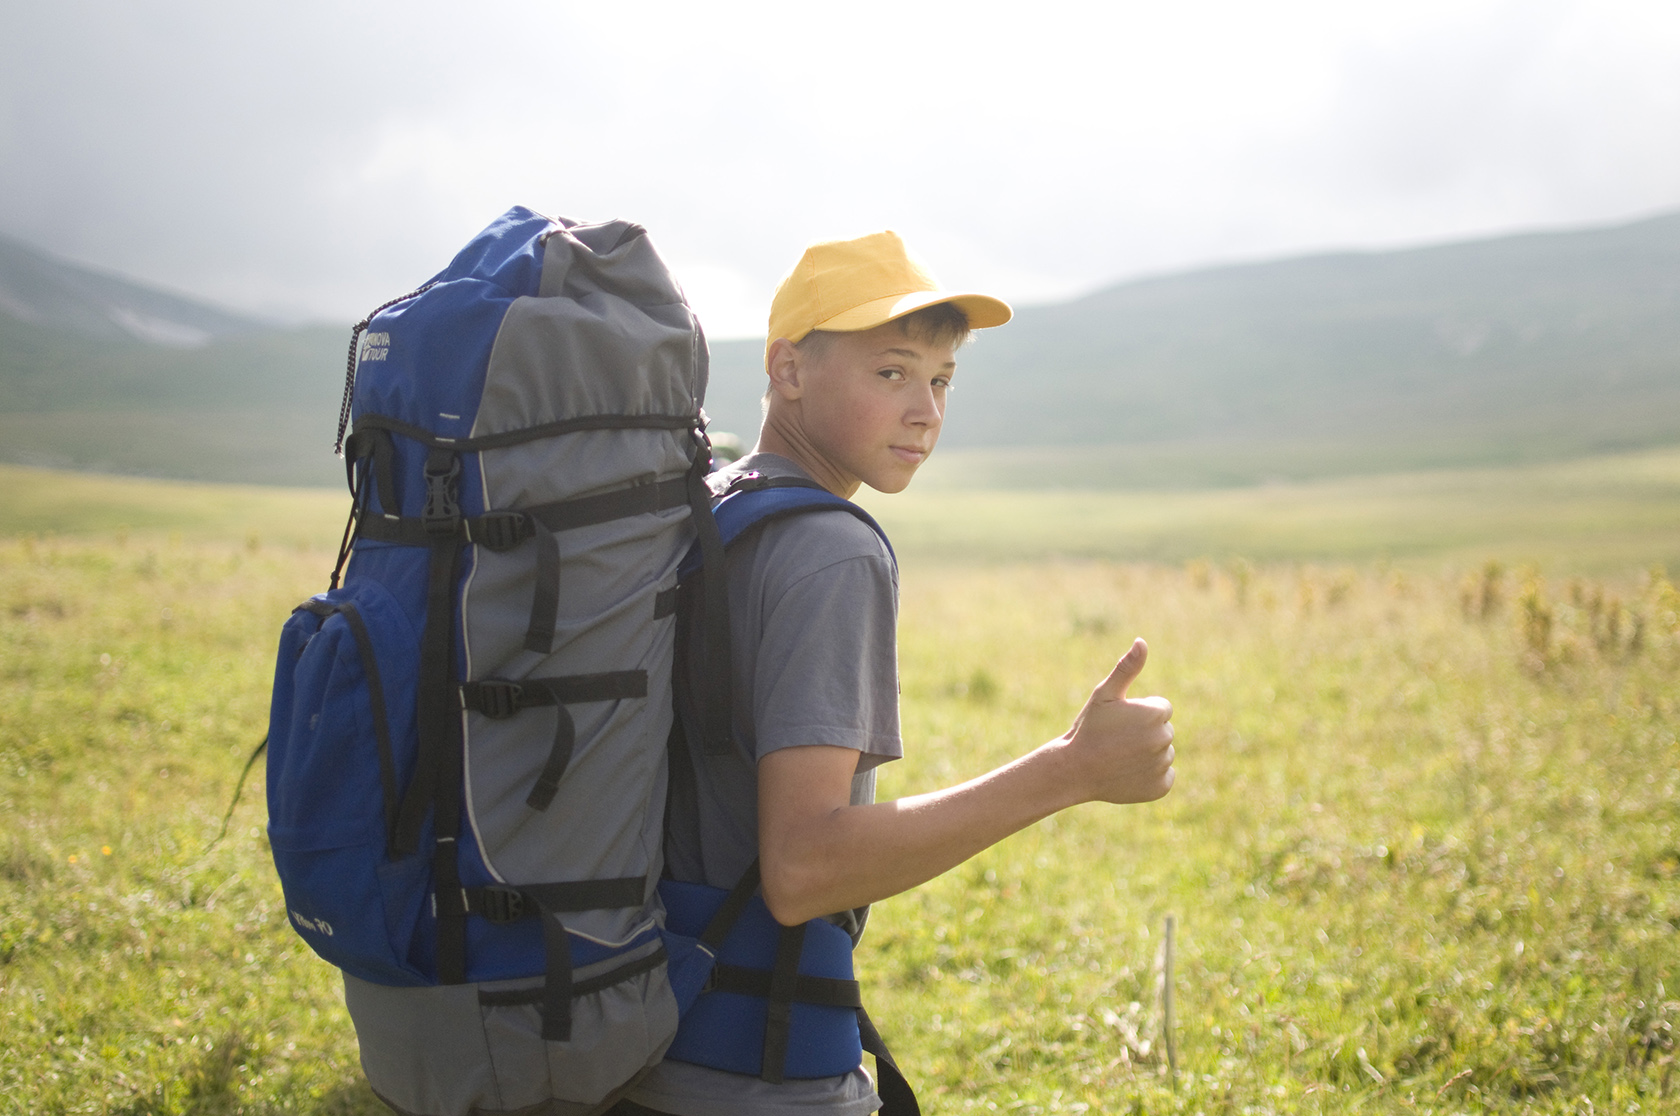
(620, 231, 1176, 1116)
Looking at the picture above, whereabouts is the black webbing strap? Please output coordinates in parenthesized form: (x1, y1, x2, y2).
(391, 449, 463, 859)
(476, 943, 668, 1006)
(530, 878, 642, 1041)
(684, 441, 732, 754)
(371, 428, 398, 517)
(459, 875, 646, 1040)
(460, 672, 649, 715)
(654, 585, 679, 620)
(707, 964, 862, 1009)
(390, 448, 470, 984)
(857, 1007, 921, 1116)
(760, 922, 807, 1084)
(354, 477, 691, 550)
(459, 672, 649, 811)
(530, 475, 689, 533)
(353, 410, 697, 454)
(699, 860, 764, 954)
(530, 698, 575, 812)
(526, 529, 561, 652)
(518, 877, 647, 912)
(538, 908, 576, 1041)
(357, 510, 533, 550)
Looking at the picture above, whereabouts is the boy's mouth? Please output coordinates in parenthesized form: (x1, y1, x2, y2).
(890, 445, 929, 464)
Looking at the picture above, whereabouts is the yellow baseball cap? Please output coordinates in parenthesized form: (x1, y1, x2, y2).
(766, 231, 1012, 364)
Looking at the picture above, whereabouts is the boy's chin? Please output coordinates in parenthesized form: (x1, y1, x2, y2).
(865, 471, 918, 496)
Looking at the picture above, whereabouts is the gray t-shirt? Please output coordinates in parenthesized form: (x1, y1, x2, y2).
(627, 453, 902, 1116)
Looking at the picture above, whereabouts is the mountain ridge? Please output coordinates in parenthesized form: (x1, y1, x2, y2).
(3, 210, 1677, 488)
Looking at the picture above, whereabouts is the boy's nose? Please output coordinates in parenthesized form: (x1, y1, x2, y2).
(906, 385, 943, 428)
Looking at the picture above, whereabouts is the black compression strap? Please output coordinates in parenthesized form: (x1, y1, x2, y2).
(391, 453, 462, 859)
(707, 964, 862, 1009)
(334, 603, 400, 844)
(525, 689, 574, 811)
(530, 476, 690, 532)
(540, 910, 575, 1041)
(760, 922, 806, 1084)
(684, 442, 732, 754)
(461, 876, 644, 919)
(460, 671, 648, 716)
(700, 860, 763, 954)
(353, 477, 689, 548)
(461, 874, 645, 1041)
(525, 529, 560, 654)
(858, 1007, 921, 1116)
(370, 428, 398, 518)
(654, 586, 679, 620)
(476, 944, 668, 1006)
(353, 411, 698, 453)
(520, 876, 647, 911)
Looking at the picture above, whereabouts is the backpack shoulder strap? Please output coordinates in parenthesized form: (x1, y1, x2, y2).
(699, 471, 895, 567)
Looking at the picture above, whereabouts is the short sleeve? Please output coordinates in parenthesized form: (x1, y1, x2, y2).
(748, 534, 901, 771)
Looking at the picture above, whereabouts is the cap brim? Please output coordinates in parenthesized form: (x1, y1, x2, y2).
(813, 289, 1013, 335)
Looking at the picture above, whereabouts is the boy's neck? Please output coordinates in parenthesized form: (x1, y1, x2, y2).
(753, 414, 860, 500)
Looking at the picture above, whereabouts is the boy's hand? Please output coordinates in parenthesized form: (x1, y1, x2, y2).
(1060, 638, 1175, 804)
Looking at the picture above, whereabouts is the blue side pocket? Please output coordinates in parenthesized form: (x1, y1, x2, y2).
(267, 581, 430, 986)
(658, 879, 863, 1079)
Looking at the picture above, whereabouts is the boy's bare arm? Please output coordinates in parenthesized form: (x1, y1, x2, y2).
(757, 638, 1174, 926)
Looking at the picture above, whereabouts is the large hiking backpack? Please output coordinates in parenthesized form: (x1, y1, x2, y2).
(266, 207, 731, 1114)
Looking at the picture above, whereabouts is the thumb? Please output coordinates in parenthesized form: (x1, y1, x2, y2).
(1093, 638, 1148, 701)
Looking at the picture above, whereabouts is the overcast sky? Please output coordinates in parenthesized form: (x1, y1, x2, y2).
(2, 0, 1678, 337)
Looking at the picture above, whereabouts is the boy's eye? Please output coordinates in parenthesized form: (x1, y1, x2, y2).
(877, 368, 905, 381)
(933, 377, 952, 390)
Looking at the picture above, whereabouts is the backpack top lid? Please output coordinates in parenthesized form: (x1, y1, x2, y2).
(351, 207, 705, 450)
(426, 205, 556, 297)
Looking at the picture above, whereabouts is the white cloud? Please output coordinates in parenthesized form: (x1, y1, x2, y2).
(0, 0, 1676, 334)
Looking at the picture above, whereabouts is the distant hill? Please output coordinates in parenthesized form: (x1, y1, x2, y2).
(0, 233, 347, 485)
(705, 210, 1680, 485)
(0, 235, 270, 345)
(3, 212, 1678, 489)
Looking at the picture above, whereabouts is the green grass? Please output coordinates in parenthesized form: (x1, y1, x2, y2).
(872, 561, 1678, 1113)
(0, 465, 345, 547)
(2, 458, 1677, 1112)
(8, 443, 1680, 573)
(862, 444, 1680, 573)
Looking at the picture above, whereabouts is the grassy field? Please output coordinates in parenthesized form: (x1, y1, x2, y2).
(7, 443, 1680, 572)
(864, 445, 1680, 573)
(1, 456, 1677, 1113)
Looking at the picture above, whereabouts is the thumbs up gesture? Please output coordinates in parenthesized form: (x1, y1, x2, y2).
(1060, 638, 1176, 804)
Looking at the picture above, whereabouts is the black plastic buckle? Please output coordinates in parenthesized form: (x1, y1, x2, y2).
(471, 511, 530, 552)
(470, 680, 523, 719)
(477, 886, 527, 923)
(422, 452, 462, 537)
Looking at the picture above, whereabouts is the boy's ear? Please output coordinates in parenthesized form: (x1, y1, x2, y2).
(765, 337, 805, 402)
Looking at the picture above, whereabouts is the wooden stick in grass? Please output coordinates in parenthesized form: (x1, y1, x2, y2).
(1163, 915, 1179, 1090)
